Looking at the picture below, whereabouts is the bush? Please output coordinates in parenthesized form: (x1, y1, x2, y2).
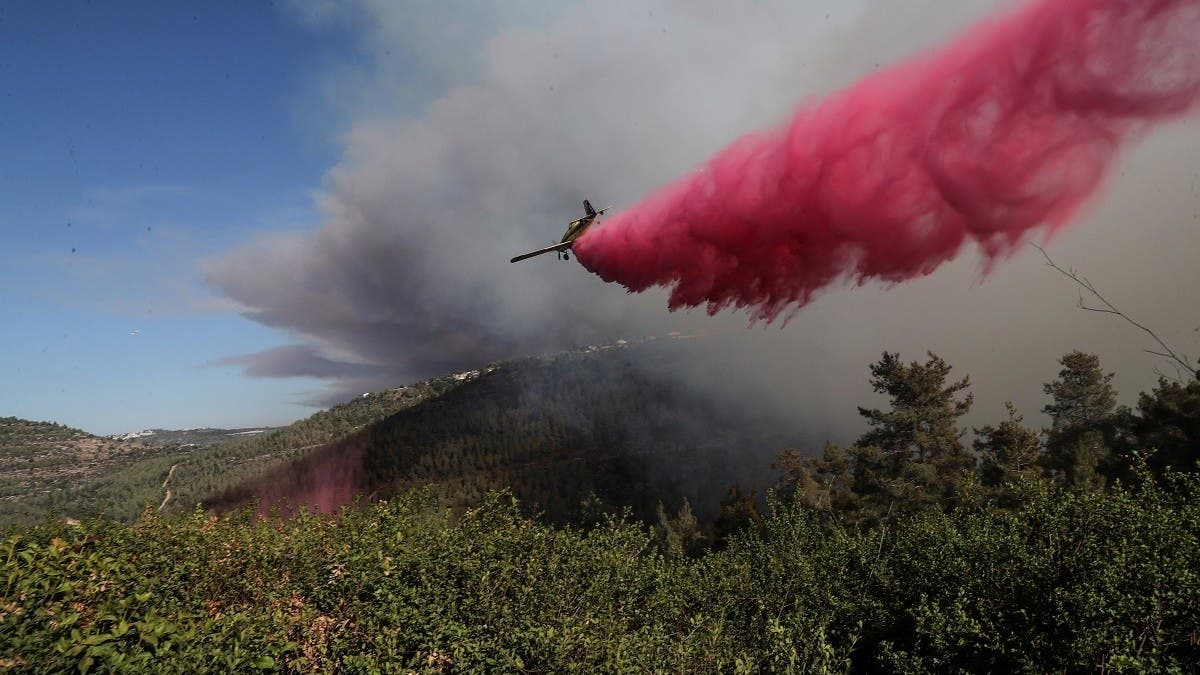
(2, 479, 1197, 672)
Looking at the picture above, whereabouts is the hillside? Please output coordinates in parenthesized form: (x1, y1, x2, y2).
(3, 340, 803, 527)
(211, 342, 800, 525)
(0, 417, 168, 523)
(0, 369, 491, 525)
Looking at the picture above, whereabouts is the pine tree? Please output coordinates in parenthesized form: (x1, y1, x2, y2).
(654, 498, 704, 558)
(1042, 351, 1119, 490)
(1126, 378, 1200, 478)
(974, 402, 1042, 493)
(775, 442, 858, 515)
(853, 351, 974, 512)
(714, 485, 762, 548)
(778, 352, 973, 524)
(857, 352, 974, 467)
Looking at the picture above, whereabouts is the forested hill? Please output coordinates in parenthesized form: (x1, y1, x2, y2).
(0, 417, 166, 523)
(210, 343, 799, 525)
(0, 372, 472, 525)
(1, 340, 800, 526)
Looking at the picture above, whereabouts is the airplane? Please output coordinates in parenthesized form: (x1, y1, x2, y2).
(510, 199, 609, 263)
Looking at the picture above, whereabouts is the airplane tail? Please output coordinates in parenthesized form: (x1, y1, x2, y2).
(583, 199, 596, 217)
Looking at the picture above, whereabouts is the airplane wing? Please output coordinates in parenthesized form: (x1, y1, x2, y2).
(510, 241, 573, 263)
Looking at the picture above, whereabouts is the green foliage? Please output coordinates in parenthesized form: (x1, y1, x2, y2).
(1042, 351, 1122, 490)
(780, 352, 976, 525)
(1123, 378, 1200, 478)
(654, 498, 705, 559)
(2, 478, 1197, 673)
(854, 351, 975, 513)
(714, 485, 763, 549)
(973, 402, 1042, 505)
(0, 417, 82, 446)
(857, 352, 974, 465)
(779, 349, 1200, 530)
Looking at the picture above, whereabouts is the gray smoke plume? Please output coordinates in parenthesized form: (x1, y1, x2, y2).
(206, 0, 1200, 433)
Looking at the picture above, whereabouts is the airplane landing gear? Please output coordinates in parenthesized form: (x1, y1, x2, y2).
(563, 253, 570, 261)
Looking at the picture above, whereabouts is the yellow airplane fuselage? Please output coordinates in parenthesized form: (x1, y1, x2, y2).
(510, 200, 608, 264)
(560, 216, 595, 244)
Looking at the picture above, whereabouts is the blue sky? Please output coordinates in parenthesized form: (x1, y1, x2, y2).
(0, 2, 361, 433)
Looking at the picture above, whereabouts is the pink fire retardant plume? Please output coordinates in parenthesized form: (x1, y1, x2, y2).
(574, 0, 1200, 321)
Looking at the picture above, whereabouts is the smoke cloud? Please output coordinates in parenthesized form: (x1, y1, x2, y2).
(205, 0, 899, 395)
(209, 345, 376, 380)
(576, 0, 1200, 321)
(206, 0, 1200, 436)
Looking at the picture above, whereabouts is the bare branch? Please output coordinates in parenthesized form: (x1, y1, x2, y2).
(1032, 243, 1195, 377)
(1153, 365, 1186, 385)
(1078, 305, 1121, 316)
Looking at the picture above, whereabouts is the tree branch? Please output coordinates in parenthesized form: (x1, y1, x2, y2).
(1032, 243, 1196, 379)
(1152, 365, 1186, 385)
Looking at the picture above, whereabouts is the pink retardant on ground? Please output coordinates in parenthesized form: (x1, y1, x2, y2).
(574, 0, 1200, 321)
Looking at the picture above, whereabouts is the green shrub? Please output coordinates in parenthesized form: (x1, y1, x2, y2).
(2, 480, 1197, 673)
